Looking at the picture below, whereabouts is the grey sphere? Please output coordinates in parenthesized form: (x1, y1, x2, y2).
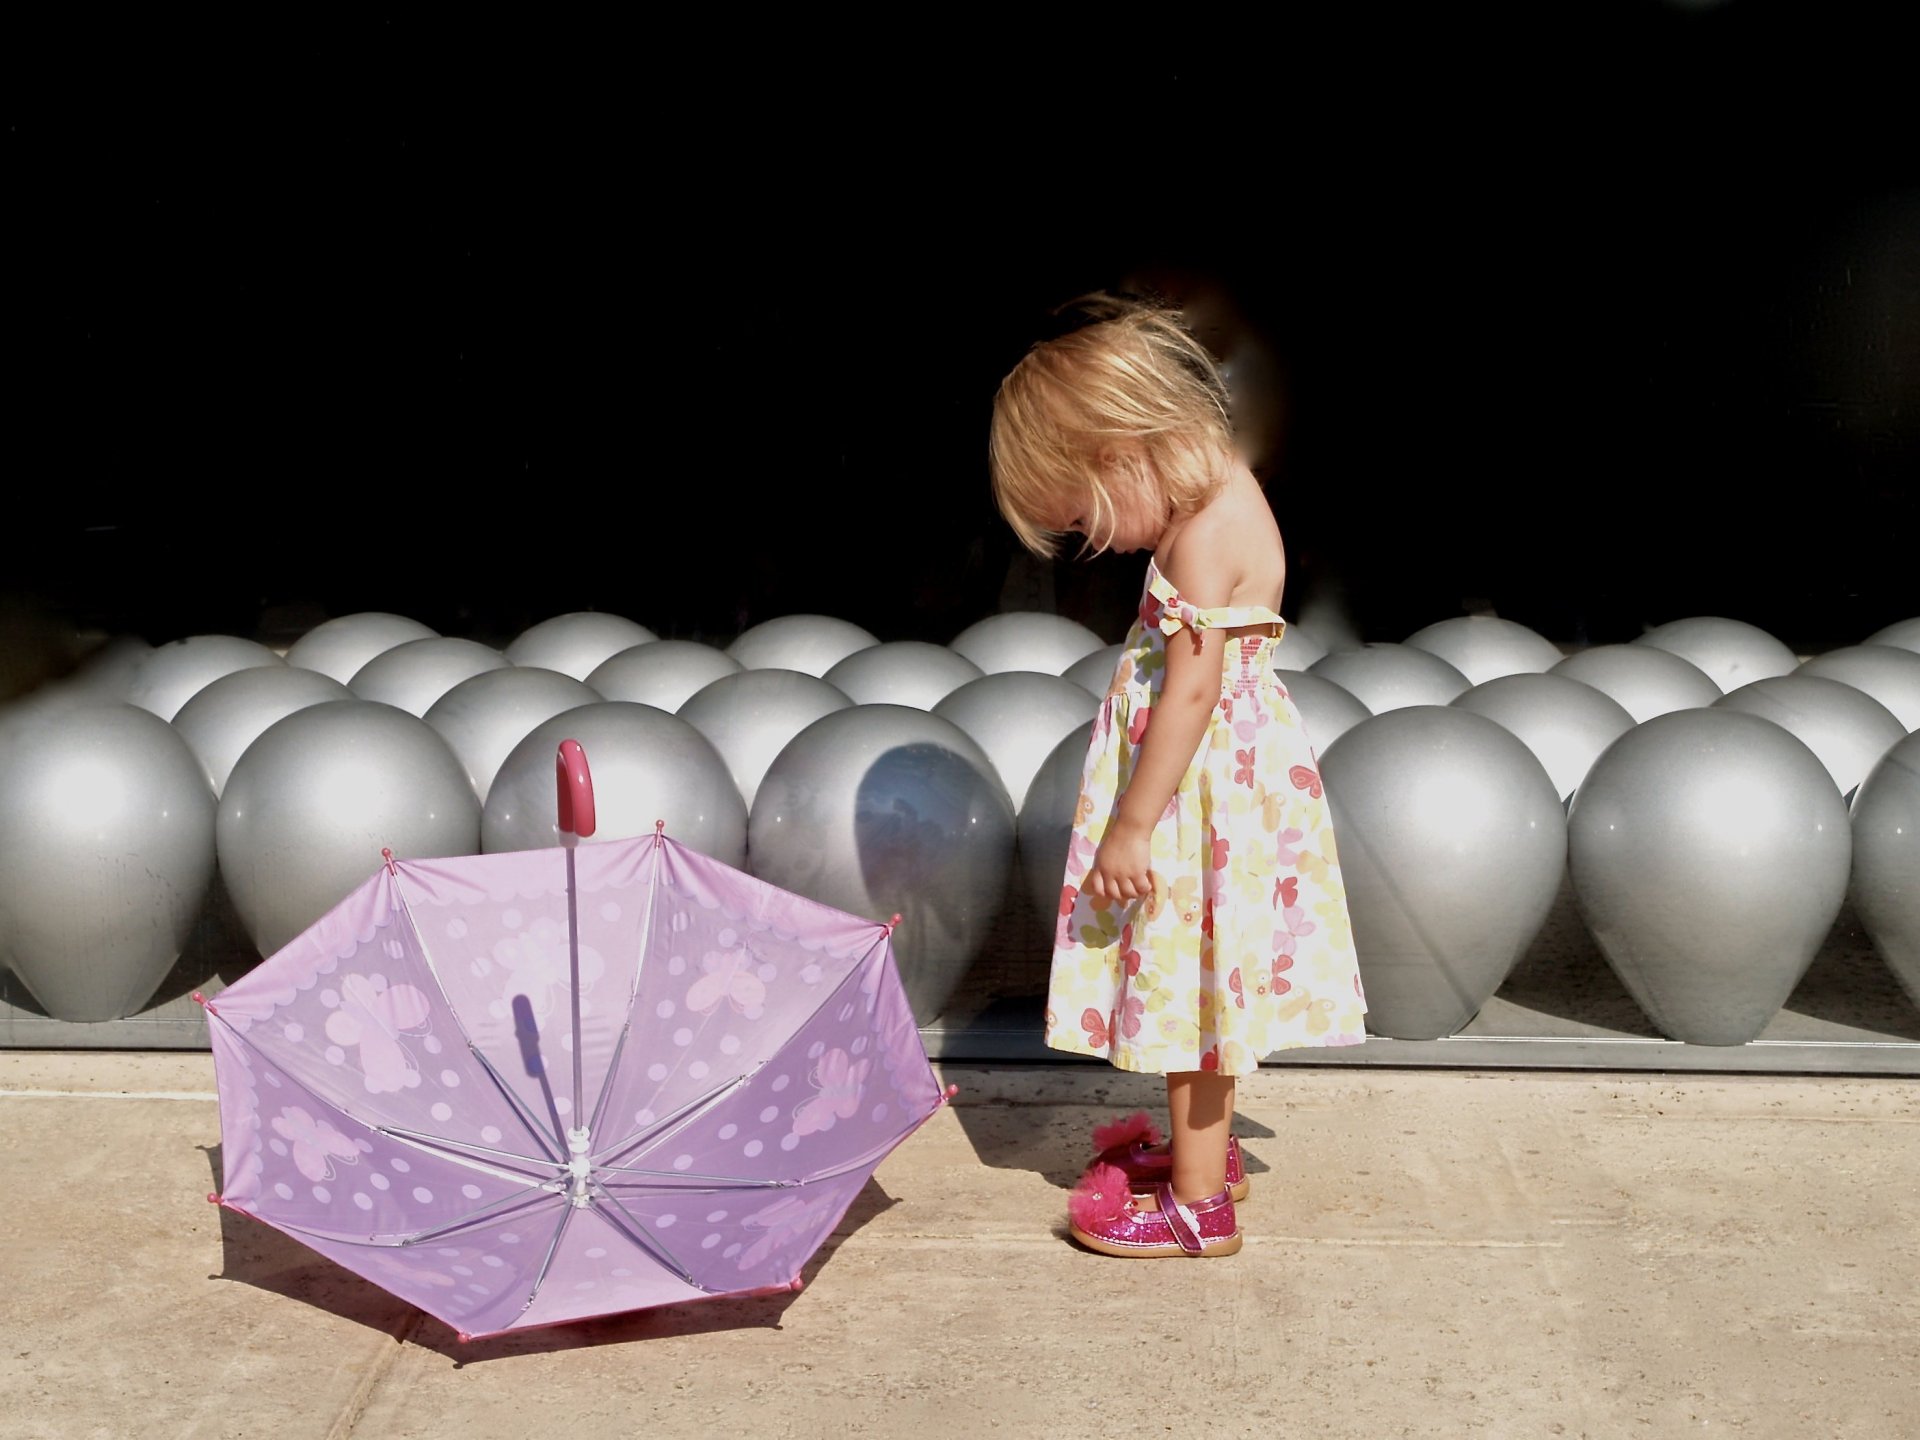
(218, 700, 479, 957)
(587, 639, 742, 711)
(1849, 732, 1920, 1010)
(1016, 719, 1094, 925)
(726, 614, 878, 677)
(284, 612, 438, 684)
(504, 611, 658, 680)
(1863, 616, 1920, 655)
(65, 635, 154, 701)
(1320, 706, 1566, 1040)
(0, 701, 216, 1021)
(948, 612, 1108, 677)
(1549, 643, 1721, 723)
(1567, 708, 1851, 1045)
(482, 701, 747, 864)
(1712, 673, 1906, 799)
(1273, 620, 1330, 673)
(1632, 615, 1800, 693)
(1795, 645, 1920, 731)
(171, 665, 355, 796)
(678, 669, 855, 810)
(1308, 644, 1471, 714)
(1062, 644, 1126, 698)
(824, 640, 984, 709)
(423, 665, 602, 803)
(348, 637, 512, 717)
(1279, 671, 1374, 758)
(1403, 616, 1566, 686)
(748, 703, 1015, 1024)
(1450, 672, 1637, 802)
(933, 671, 1100, 812)
(126, 635, 287, 722)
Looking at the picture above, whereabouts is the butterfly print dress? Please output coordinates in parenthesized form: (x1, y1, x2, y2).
(1043, 558, 1368, 1076)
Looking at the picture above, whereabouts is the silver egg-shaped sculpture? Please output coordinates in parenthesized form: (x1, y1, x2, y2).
(482, 701, 746, 864)
(348, 637, 513, 718)
(747, 703, 1016, 1024)
(0, 700, 216, 1021)
(1308, 643, 1471, 715)
(1631, 615, 1801, 693)
(1849, 731, 1920, 1010)
(217, 699, 481, 959)
(1549, 643, 1721, 724)
(1278, 671, 1373, 759)
(1016, 719, 1095, 929)
(284, 612, 439, 685)
(1712, 673, 1906, 799)
(948, 612, 1107, 677)
(824, 640, 984, 710)
(126, 635, 287, 722)
(1450, 671, 1637, 803)
(171, 664, 355, 796)
(586, 639, 742, 712)
(423, 665, 602, 803)
(1403, 616, 1565, 686)
(932, 670, 1100, 812)
(1273, 620, 1330, 673)
(1567, 708, 1851, 1045)
(1318, 705, 1566, 1040)
(1062, 644, 1126, 698)
(1796, 645, 1920, 731)
(726, 614, 879, 678)
(504, 611, 658, 681)
(677, 668, 855, 811)
(1863, 617, 1920, 655)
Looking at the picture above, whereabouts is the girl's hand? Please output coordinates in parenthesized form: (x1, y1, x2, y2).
(1085, 821, 1153, 903)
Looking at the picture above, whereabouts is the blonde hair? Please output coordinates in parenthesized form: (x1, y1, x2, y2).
(989, 293, 1235, 558)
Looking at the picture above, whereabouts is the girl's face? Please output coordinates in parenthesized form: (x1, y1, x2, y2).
(1049, 452, 1169, 556)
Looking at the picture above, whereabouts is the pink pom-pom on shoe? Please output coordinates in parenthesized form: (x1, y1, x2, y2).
(1090, 1110, 1161, 1154)
(1068, 1162, 1134, 1231)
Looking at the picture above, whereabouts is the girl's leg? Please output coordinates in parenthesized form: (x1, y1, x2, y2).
(1166, 1070, 1235, 1204)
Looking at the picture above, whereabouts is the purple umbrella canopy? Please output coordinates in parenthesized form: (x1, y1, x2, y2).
(201, 741, 950, 1342)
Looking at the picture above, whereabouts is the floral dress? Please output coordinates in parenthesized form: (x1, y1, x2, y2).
(1043, 558, 1368, 1075)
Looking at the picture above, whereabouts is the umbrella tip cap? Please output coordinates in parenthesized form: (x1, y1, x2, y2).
(206, 1192, 220, 1204)
(945, 1083, 961, 1099)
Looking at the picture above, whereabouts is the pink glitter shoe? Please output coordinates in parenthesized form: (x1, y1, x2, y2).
(1089, 1112, 1250, 1203)
(1067, 1163, 1242, 1258)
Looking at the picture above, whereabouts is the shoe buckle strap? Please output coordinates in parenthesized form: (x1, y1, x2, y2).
(1156, 1184, 1205, 1255)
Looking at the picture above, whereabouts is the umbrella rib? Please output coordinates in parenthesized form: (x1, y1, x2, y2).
(376, 1124, 565, 1185)
(398, 1185, 567, 1247)
(592, 1073, 747, 1171)
(591, 1184, 713, 1292)
(387, 873, 567, 1165)
(254, 1184, 558, 1249)
(582, 830, 668, 1141)
(521, 1202, 578, 1317)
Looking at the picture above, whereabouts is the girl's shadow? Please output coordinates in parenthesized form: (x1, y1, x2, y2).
(199, 1142, 895, 1363)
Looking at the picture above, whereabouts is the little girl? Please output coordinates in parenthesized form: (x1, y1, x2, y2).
(989, 292, 1368, 1259)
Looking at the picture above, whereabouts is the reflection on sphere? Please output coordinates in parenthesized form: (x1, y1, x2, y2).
(285, 612, 438, 685)
(424, 665, 602, 803)
(948, 612, 1107, 677)
(348, 637, 512, 718)
(587, 640, 742, 712)
(1632, 615, 1800, 693)
(1308, 643, 1470, 714)
(483, 701, 746, 863)
(126, 635, 287, 722)
(504, 612, 658, 681)
(1403, 616, 1565, 687)
(824, 641, 983, 710)
(1712, 673, 1906, 799)
(1549, 644, 1720, 724)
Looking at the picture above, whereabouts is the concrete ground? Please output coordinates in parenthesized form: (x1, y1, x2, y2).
(3, 1051, 1918, 1440)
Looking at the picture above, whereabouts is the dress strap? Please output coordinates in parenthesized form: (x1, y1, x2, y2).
(1148, 566, 1285, 639)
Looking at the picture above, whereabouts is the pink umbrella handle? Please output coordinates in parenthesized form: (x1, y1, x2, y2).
(556, 739, 596, 838)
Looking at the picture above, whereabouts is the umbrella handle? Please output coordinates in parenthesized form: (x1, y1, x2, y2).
(556, 739, 596, 838)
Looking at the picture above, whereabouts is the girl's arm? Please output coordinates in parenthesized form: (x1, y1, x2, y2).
(1083, 588, 1229, 903)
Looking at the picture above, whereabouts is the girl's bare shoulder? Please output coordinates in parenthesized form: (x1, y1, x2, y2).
(1160, 469, 1284, 606)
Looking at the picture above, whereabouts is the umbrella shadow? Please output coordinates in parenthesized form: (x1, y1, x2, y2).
(199, 1141, 897, 1361)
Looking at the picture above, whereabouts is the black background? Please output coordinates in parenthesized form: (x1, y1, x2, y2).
(7, 6, 1917, 685)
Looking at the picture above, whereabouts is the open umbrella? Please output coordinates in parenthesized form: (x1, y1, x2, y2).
(200, 739, 952, 1341)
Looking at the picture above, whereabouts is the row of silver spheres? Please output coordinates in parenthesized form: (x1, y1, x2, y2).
(2, 606, 1918, 1048)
